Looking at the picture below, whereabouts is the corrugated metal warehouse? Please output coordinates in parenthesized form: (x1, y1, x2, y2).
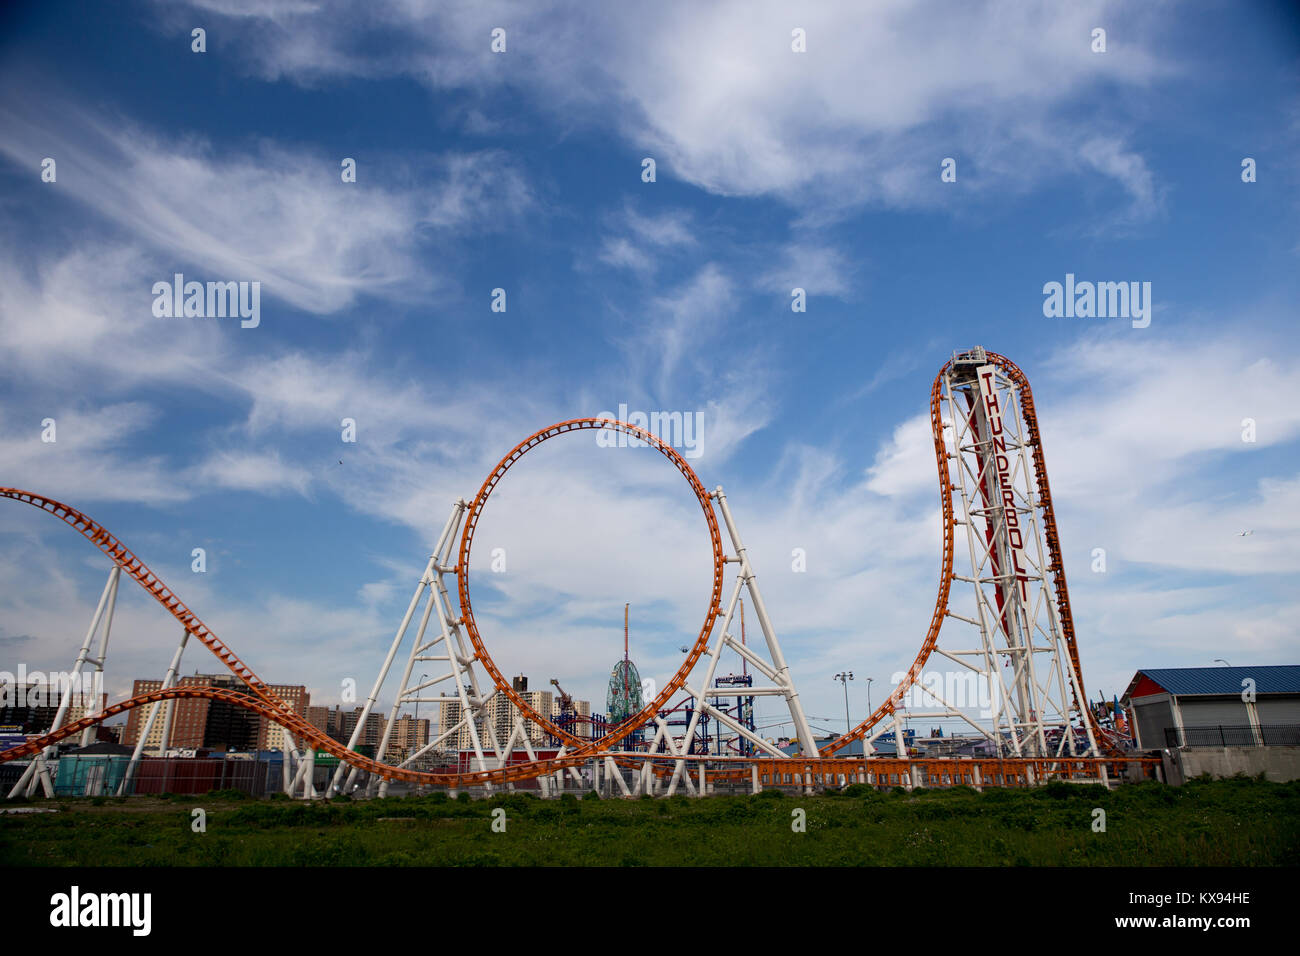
(1122, 665, 1300, 749)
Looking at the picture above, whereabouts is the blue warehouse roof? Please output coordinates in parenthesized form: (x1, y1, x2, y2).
(1129, 665, 1300, 698)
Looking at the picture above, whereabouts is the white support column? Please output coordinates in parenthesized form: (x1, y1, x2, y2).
(281, 742, 293, 794)
(304, 748, 317, 800)
(660, 718, 697, 797)
(80, 565, 120, 747)
(288, 749, 308, 796)
(551, 745, 565, 795)
(605, 756, 630, 797)
(714, 487, 819, 758)
(373, 582, 442, 797)
(639, 721, 668, 795)
(14, 564, 120, 799)
(514, 716, 548, 798)
(335, 551, 439, 795)
(119, 628, 190, 796)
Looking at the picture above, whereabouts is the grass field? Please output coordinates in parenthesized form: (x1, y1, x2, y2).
(2, 777, 1297, 866)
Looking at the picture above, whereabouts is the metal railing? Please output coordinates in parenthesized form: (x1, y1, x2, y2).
(1164, 724, 1300, 748)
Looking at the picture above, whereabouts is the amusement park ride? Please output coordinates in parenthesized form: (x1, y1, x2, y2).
(0, 348, 1157, 799)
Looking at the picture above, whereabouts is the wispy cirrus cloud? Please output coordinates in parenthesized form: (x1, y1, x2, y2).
(160, 0, 1174, 223)
(0, 94, 532, 315)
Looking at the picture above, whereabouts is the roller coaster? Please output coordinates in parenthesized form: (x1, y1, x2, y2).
(1, 348, 1158, 798)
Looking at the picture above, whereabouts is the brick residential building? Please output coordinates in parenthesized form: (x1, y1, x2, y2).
(121, 673, 309, 753)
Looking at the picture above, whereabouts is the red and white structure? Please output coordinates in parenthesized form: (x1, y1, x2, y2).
(910, 349, 1098, 757)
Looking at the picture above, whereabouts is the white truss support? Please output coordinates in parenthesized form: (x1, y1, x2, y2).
(638, 721, 667, 795)
(286, 747, 309, 796)
(373, 577, 444, 798)
(721, 637, 780, 683)
(281, 740, 293, 794)
(604, 755, 631, 797)
(714, 486, 818, 757)
(118, 628, 190, 796)
(80, 563, 120, 748)
(397, 712, 466, 771)
(436, 572, 503, 790)
(511, 715, 550, 798)
(488, 718, 523, 794)
(7, 757, 39, 800)
(938, 350, 1098, 760)
(304, 748, 318, 799)
(284, 747, 309, 798)
(661, 718, 698, 798)
(334, 550, 440, 795)
(669, 573, 742, 791)
(550, 744, 583, 791)
(661, 487, 814, 792)
(338, 498, 510, 798)
(899, 658, 1002, 744)
(686, 684, 786, 758)
(10, 563, 121, 799)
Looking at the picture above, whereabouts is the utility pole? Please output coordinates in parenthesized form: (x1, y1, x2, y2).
(413, 672, 429, 769)
(833, 672, 854, 737)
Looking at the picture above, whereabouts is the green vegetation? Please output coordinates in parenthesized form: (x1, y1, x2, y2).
(1, 777, 1296, 867)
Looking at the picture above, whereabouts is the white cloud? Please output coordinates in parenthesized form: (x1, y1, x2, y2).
(0, 98, 531, 315)
(194, 449, 314, 496)
(644, 263, 734, 390)
(0, 242, 225, 393)
(597, 237, 654, 276)
(625, 207, 696, 248)
(756, 241, 852, 298)
(1041, 338, 1300, 502)
(0, 402, 191, 504)
(865, 413, 935, 498)
(596, 206, 697, 276)
(165, 0, 1174, 218)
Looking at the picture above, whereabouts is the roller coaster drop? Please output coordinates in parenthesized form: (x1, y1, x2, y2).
(1, 348, 1157, 798)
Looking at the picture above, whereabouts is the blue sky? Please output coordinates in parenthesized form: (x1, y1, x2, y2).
(1, 0, 1298, 739)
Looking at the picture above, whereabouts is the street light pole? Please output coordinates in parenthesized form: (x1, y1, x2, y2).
(833, 672, 854, 737)
(866, 677, 874, 716)
(412, 672, 428, 790)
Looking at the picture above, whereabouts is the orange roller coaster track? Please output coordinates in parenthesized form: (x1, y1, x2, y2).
(455, 417, 726, 754)
(819, 350, 1110, 758)
(0, 486, 657, 789)
(2, 349, 1124, 792)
